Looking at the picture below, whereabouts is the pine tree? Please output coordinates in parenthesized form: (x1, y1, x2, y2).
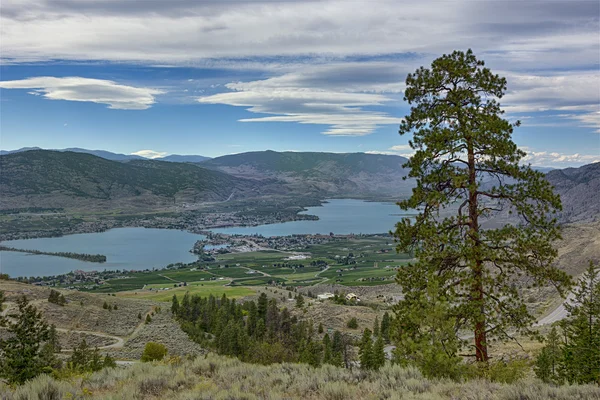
(359, 328, 373, 369)
(560, 261, 600, 384)
(372, 334, 386, 370)
(318, 322, 324, 334)
(393, 49, 570, 363)
(0, 296, 50, 384)
(295, 293, 305, 308)
(535, 326, 562, 384)
(322, 333, 333, 364)
(103, 301, 109, 310)
(381, 312, 391, 342)
(373, 316, 380, 337)
(138, 312, 142, 320)
(145, 314, 152, 324)
(171, 294, 180, 315)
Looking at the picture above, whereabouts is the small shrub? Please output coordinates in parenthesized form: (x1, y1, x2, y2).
(347, 317, 358, 329)
(141, 342, 168, 362)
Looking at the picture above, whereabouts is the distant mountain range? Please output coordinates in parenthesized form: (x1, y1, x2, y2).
(200, 150, 414, 197)
(0, 149, 597, 222)
(0, 150, 262, 209)
(0, 147, 210, 163)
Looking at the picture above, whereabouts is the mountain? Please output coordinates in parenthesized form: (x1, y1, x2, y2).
(200, 150, 414, 197)
(0, 147, 43, 155)
(0, 147, 210, 162)
(546, 162, 600, 223)
(0, 147, 144, 161)
(0, 150, 264, 210)
(158, 154, 211, 163)
(63, 148, 145, 161)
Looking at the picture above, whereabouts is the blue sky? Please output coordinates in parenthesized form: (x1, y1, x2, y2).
(1, 0, 599, 167)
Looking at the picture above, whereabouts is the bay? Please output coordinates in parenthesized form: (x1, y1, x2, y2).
(0, 199, 409, 278)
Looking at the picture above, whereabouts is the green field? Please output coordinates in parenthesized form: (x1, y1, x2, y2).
(65, 236, 411, 294)
(119, 280, 255, 301)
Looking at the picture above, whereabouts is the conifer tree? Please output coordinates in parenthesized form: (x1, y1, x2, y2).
(295, 293, 305, 308)
(373, 316, 380, 337)
(171, 294, 179, 315)
(535, 326, 562, 384)
(372, 334, 386, 370)
(359, 328, 373, 369)
(318, 322, 324, 334)
(393, 49, 570, 363)
(381, 312, 391, 342)
(560, 261, 600, 384)
(0, 296, 50, 384)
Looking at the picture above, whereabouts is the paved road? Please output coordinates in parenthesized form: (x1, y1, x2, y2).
(535, 292, 575, 326)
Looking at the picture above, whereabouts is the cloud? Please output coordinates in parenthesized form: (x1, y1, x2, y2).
(197, 63, 404, 136)
(131, 150, 168, 159)
(1, 0, 597, 72)
(522, 151, 600, 167)
(0, 77, 163, 109)
(366, 144, 414, 157)
(501, 72, 600, 132)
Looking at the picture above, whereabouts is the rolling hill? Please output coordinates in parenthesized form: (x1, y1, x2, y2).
(0, 150, 264, 210)
(200, 150, 414, 197)
(545, 162, 600, 223)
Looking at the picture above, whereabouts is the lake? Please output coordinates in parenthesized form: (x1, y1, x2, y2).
(0, 199, 410, 278)
(212, 199, 408, 236)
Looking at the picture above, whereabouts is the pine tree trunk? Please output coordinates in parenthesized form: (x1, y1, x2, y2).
(468, 140, 489, 362)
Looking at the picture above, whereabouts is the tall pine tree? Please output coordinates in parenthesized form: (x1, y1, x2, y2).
(393, 49, 570, 363)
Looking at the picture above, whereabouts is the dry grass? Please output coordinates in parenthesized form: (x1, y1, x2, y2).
(2, 353, 599, 400)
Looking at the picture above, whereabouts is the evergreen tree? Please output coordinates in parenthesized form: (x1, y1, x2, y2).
(257, 293, 268, 321)
(359, 328, 373, 369)
(103, 301, 109, 310)
(392, 275, 464, 379)
(535, 326, 562, 384)
(322, 333, 333, 365)
(393, 49, 570, 363)
(381, 312, 391, 342)
(373, 316, 380, 337)
(295, 293, 305, 308)
(0, 296, 50, 384)
(318, 322, 324, 334)
(171, 294, 180, 315)
(372, 334, 386, 370)
(145, 314, 152, 324)
(560, 261, 600, 384)
(138, 312, 142, 320)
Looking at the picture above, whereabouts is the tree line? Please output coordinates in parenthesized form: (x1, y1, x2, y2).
(0, 245, 107, 263)
(173, 292, 356, 367)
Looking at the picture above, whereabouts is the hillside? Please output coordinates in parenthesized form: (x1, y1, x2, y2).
(545, 162, 600, 223)
(201, 150, 414, 197)
(0, 150, 265, 210)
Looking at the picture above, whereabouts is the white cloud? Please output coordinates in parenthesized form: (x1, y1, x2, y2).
(0, 77, 163, 109)
(0, 0, 597, 73)
(366, 144, 414, 158)
(502, 72, 600, 132)
(131, 150, 168, 159)
(522, 151, 600, 167)
(197, 63, 405, 136)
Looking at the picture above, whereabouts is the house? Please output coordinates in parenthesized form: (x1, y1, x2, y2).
(346, 293, 361, 302)
(317, 292, 335, 300)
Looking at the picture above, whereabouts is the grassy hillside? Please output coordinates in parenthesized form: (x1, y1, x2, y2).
(0, 150, 265, 209)
(3, 354, 599, 400)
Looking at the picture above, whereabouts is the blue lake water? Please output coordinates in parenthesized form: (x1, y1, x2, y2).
(0, 199, 410, 278)
(213, 199, 408, 236)
(0, 228, 204, 278)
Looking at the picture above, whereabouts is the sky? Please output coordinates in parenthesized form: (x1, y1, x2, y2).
(0, 0, 599, 167)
